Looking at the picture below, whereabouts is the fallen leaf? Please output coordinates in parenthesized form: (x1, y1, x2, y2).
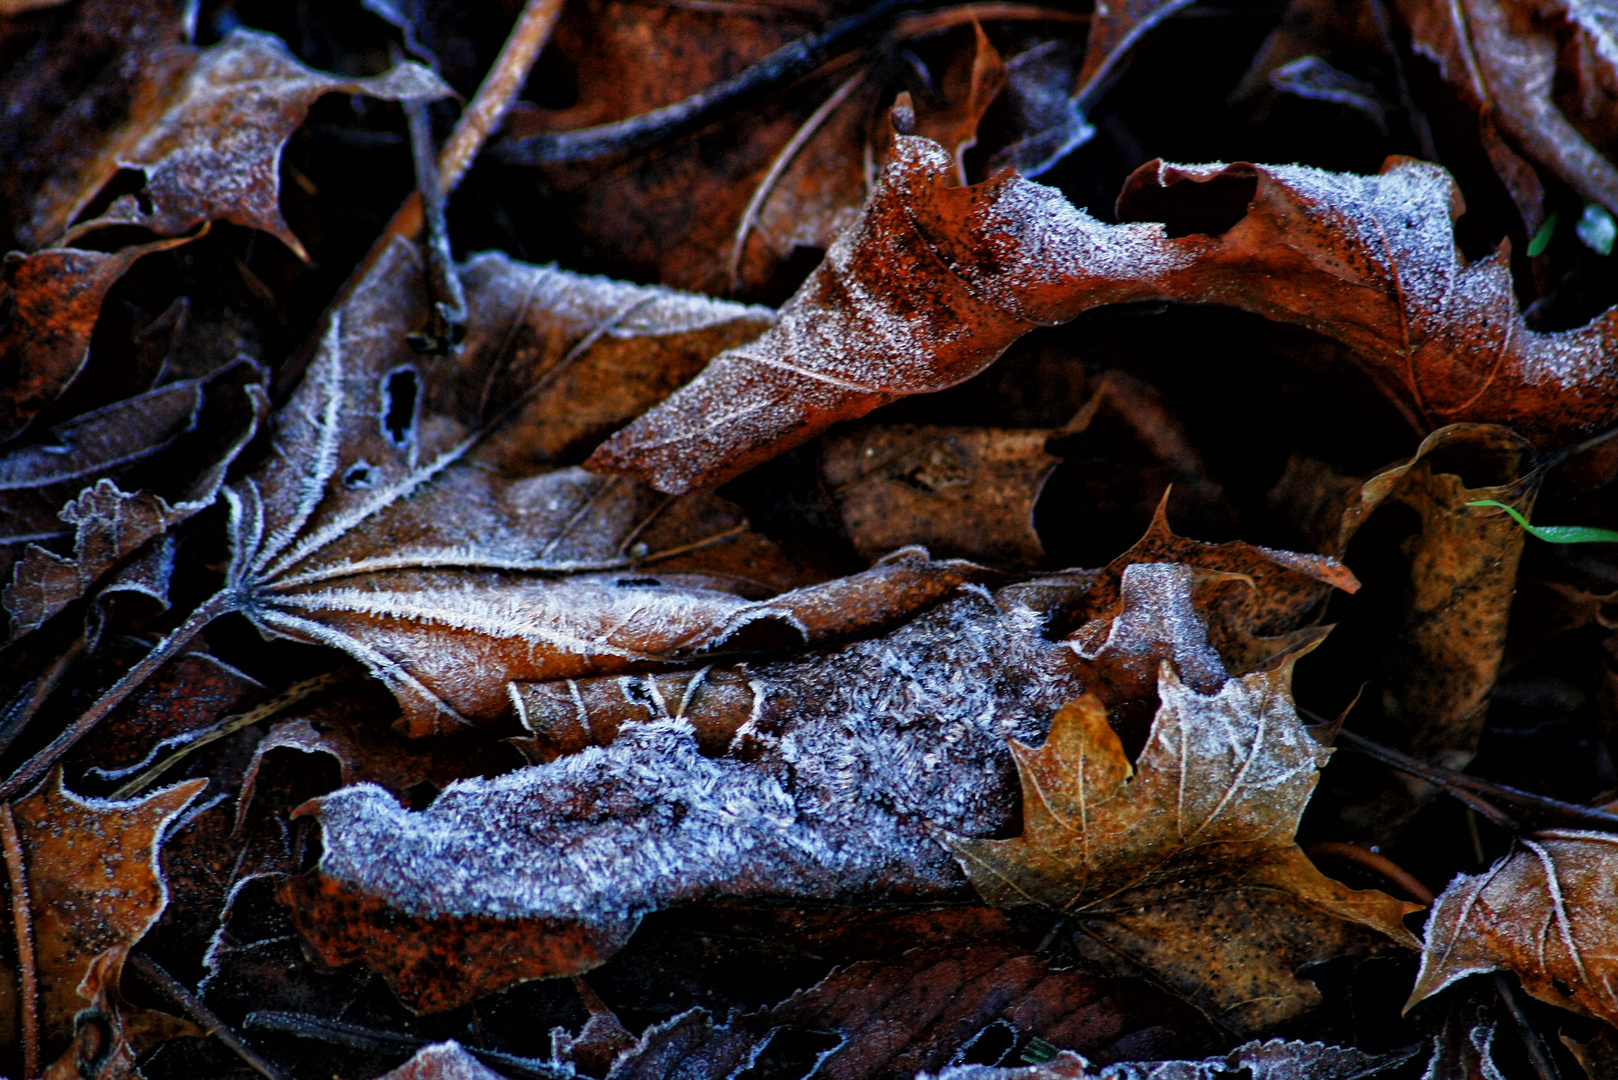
(1409, 828, 1618, 1027)
(0, 0, 191, 249)
(0, 237, 191, 443)
(0, 374, 208, 546)
(1336, 424, 1540, 767)
(374, 1042, 511, 1080)
(1072, 0, 1197, 105)
(6, 768, 205, 1053)
(212, 236, 975, 736)
(590, 943, 1214, 1080)
(1397, 0, 1618, 217)
(948, 663, 1421, 1032)
(63, 29, 451, 258)
(925, 1038, 1416, 1079)
(820, 424, 1060, 564)
(4, 360, 267, 641)
(456, 250, 777, 473)
(591, 135, 1618, 494)
(72, 651, 261, 783)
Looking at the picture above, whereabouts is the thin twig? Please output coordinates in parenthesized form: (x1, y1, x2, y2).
(111, 670, 346, 799)
(497, 0, 914, 164)
(1, 801, 38, 1080)
(1332, 728, 1618, 831)
(729, 70, 867, 291)
(0, 588, 242, 801)
(1493, 973, 1562, 1080)
(1306, 841, 1435, 904)
(280, 0, 568, 398)
(436, 0, 569, 194)
(128, 952, 291, 1080)
(405, 98, 468, 355)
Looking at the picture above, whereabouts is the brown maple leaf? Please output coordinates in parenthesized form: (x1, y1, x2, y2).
(947, 673, 1421, 1033)
(589, 134, 1618, 494)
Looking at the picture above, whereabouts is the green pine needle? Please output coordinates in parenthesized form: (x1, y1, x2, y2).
(1466, 500, 1618, 543)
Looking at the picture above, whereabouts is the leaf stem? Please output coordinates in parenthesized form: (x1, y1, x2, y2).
(1334, 728, 1618, 831)
(1305, 841, 1434, 904)
(1493, 974, 1563, 1080)
(0, 588, 242, 801)
(129, 952, 292, 1080)
(0, 801, 38, 1080)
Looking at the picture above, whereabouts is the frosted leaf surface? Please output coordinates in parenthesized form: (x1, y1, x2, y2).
(925, 1038, 1413, 1080)
(286, 552, 1381, 1015)
(1409, 828, 1618, 1026)
(224, 236, 973, 735)
(65, 29, 451, 258)
(593, 135, 1618, 494)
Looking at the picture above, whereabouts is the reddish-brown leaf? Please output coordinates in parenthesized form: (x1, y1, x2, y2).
(1409, 828, 1618, 1027)
(8, 768, 204, 1052)
(590, 135, 1618, 494)
(0, 237, 190, 442)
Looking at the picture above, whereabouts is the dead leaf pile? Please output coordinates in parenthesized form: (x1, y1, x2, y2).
(3, 2, 1618, 1079)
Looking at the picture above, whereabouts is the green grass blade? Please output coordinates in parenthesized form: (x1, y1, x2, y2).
(1466, 500, 1618, 543)
(1527, 211, 1559, 257)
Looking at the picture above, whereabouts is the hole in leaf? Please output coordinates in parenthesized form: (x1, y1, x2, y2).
(1114, 166, 1258, 238)
(405, 780, 439, 811)
(732, 1026, 842, 1080)
(614, 577, 663, 588)
(343, 461, 375, 489)
(951, 1020, 1019, 1067)
(381, 367, 420, 448)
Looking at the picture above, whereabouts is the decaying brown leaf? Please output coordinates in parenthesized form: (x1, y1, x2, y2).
(0, 237, 190, 442)
(1397, 0, 1618, 217)
(62, 29, 450, 258)
(6, 768, 204, 1055)
(1409, 828, 1618, 1027)
(556, 942, 1212, 1080)
(375, 1042, 509, 1080)
(194, 236, 989, 738)
(3, 360, 267, 641)
(591, 134, 1618, 494)
(1338, 423, 1541, 768)
(927, 1038, 1417, 1080)
(948, 673, 1421, 1033)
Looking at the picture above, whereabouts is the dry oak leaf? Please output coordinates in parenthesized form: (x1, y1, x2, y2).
(1408, 828, 1618, 1027)
(7, 768, 205, 1051)
(948, 676, 1421, 1034)
(63, 28, 450, 258)
(214, 236, 969, 736)
(591, 135, 1618, 494)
